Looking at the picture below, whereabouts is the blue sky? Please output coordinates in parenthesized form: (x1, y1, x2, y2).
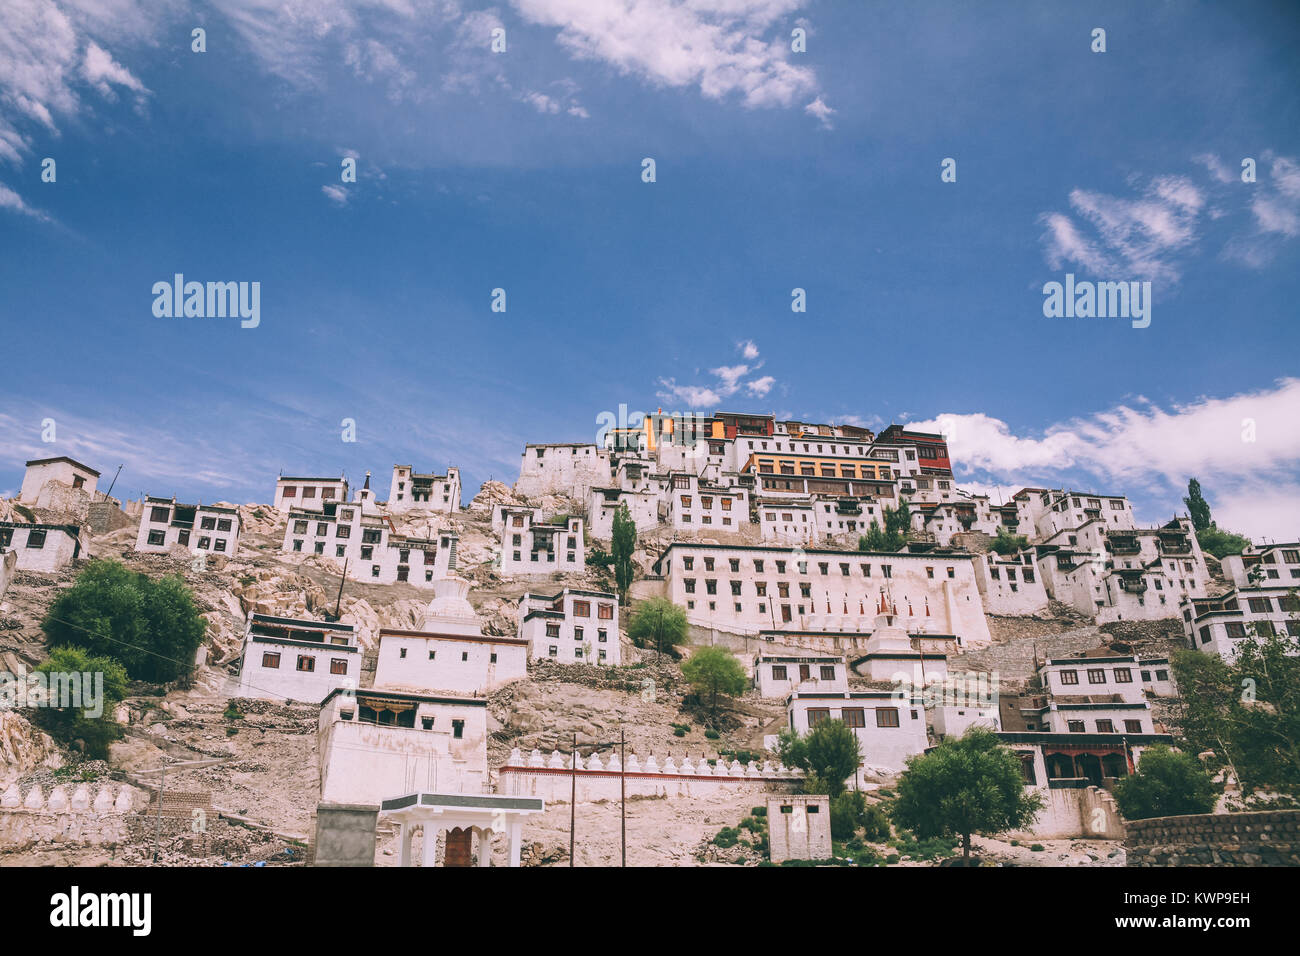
(1, 0, 1298, 538)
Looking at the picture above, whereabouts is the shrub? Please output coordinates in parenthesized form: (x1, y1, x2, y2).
(1113, 745, 1220, 820)
(704, 728, 720, 740)
(712, 827, 739, 848)
(1030, 844, 1045, 852)
(42, 559, 207, 684)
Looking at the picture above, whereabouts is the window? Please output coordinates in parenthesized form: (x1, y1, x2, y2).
(150, 506, 170, 522)
(147, 530, 166, 546)
(1087, 668, 1107, 684)
(771, 665, 788, 680)
(296, 656, 315, 672)
(201, 517, 216, 530)
(197, 536, 211, 550)
(1096, 719, 1115, 733)
(1059, 670, 1079, 685)
(875, 708, 900, 728)
(820, 665, 836, 680)
(807, 708, 831, 726)
(452, 720, 464, 739)
(842, 708, 866, 728)
(330, 659, 348, 675)
(1124, 720, 1143, 733)
(261, 652, 281, 669)
(1114, 667, 1133, 683)
(598, 603, 613, 620)
(1067, 720, 1085, 733)
(548, 646, 557, 658)
(573, 600, 591, 617)
(335, 524, 350, 538)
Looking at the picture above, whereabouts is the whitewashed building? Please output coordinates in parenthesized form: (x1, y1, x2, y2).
(651, 542, 993, 646)
(236, 614, 359, 702)
(373, 576, 529, 694)
(1182, 585, 1300, 661)
(317, 687, 490, 803)
(787, 689, 929, 775)
(1035, 518, 1208, 622)
(972, 550, 1049, 615)
(665, 472, 749, 534)
(19, 456, 100, 504)
(1221, 542, 1300, 588)
(497, 508, 585, 577)
(283, 502, 449, 587)
(753, 653, 847, 698)
(0, 521, 84, 572)
(516, 587, 621, 664)
(389, 465, 460, 513)
(274, 475, 348, 513)
(135, 496, 241, 556)
(515, 443, 608, 499)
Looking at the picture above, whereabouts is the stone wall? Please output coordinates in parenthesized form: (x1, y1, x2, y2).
(0, 783, 141, 851)
(1124, 810, 1300, 866)
(498, 748, 802, 803)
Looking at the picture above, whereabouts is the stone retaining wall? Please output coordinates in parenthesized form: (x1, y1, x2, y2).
(1124, 809, 1300, 866)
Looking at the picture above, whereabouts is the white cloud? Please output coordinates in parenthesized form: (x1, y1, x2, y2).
(911, 379, 1300, 538)
(0, 0, 157, 175)
(804, 95, 833, 128)
(0, 181, 50, 220)
(81, 40, 145, 98)
(657, 340, 778, 408)
(1040, 174, 1205, 284)
(655, 379, 722, 409)
(321, 183, 349, 205)
(510, 0, 821, 110)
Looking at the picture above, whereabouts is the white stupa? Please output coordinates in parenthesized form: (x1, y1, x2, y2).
(418, 575, 483, 636)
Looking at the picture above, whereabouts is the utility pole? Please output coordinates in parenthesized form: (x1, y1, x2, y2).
(104, 464, 123, 499)
(333, 558, 349, 619)
(620, 728, 627, 867)
(569, 732, 577, 867)
(153, 764, 165, 863)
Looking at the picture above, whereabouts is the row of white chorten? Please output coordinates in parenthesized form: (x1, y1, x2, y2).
(1, 783, 137, 813)
(504, 748, 802, 777)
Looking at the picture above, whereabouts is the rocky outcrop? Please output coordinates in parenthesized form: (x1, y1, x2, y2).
(0, 712, 62, 786)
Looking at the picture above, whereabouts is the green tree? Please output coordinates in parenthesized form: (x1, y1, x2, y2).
(626, 597, 688, 657)
(860, 498, 912, 552)
(778, 719, 863, 797)
(32, 647, 129, 760)
(988, 527, 1029, 556)
(885, 497, 912, 541)
(1170, 621, 1300, 796)
(611, 503, 636, 604)
(1196, 526, 1254, 561)
(1112, 745, 1220, 820)
(1181, 478, 1252, 558)
(891, 727, 1042, 863)
(42, 559, 207, 684)
(681, 645, 747, 718)
(1183, 478, 1213, 532)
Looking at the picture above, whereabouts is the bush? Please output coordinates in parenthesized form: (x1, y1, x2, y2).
(778, 721, 862, 797)
(31, 647, 129, 760)
(752, 806, 767, 817)
(704, 728, 720, 740)
(712, 827, 740, 848)
(1030, 844, 1045, 852)
(672, 726, 686, 737)
(830, 790, 871, 841)
(627, 597, 688, 655)
(42, 560, 207, 684)
(1113, 745, 1220, 820)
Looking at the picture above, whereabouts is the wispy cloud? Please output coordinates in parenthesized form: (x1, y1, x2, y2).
(511, 0, 821, 111)
(657, 340, 778, 409)
(1039, 174, 1205, 284)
